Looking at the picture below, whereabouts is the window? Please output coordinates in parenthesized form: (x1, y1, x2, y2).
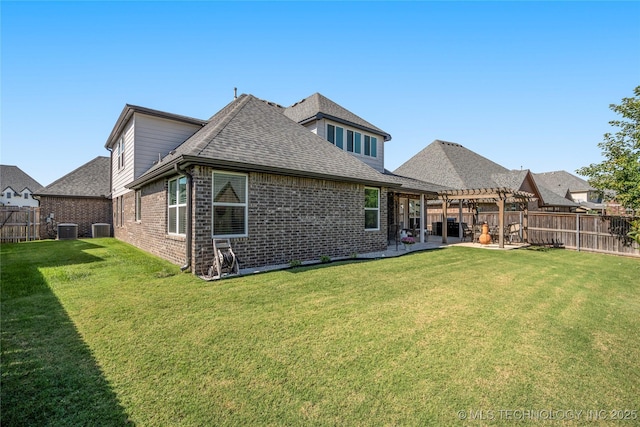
(6, 192, 11, 199)
(24, 193, 29, 199)
(119, 196, 124, 227)
(114, 196, 124, 227)
(168, 176, 187, 235)
(364, 187, 380, 230)
(212, 171, 247, 237)
(117, 137, 125, 170)
(363, 135, 377, 157)
(135, 190, 142, 222)
(327, 124, 375, 157)
(326, 124, 344, 149)
(354, 132, 361, 154)
(335, 126, 343, 149)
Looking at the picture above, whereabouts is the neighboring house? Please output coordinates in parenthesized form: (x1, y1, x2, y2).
(394, 140, 578, 213)
(0, 165, 42, 207)
(34, 157, 111, 238)
(105, 93, 433, 274)
(533, 170, 607, 213)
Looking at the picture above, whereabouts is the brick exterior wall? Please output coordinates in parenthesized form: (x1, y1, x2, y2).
(113, 181, 187, 267)
(115, 165, 389, 274)
(193, 167, 388, 273)
(39, 196, 112, 239)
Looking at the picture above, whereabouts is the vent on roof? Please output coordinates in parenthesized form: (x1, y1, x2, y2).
(92, 223, 111, 238)
(57, 223, 78, 240)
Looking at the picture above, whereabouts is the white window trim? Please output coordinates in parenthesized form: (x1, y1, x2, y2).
(168, 176, 187, 235)
(117, 137, 125, 170)
(364, 187, 380, 231)
(326, 121, 377, 158)
(135, 190, 142, 222)
(212, 170, 248, 238)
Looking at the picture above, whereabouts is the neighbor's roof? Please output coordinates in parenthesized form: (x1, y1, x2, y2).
(534, 170, 596, 196)
(284, 93, 391, 141)
(531, 175, 580, 208)
(128, 94, 399, 189)
(35, 157, 110, 198)
(0, 165, 43, 193)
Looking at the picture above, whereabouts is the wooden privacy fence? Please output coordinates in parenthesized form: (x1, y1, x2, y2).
(0, 207, 40, 243)
(427, 209, 639, 257)
(527, 212, 639, 257)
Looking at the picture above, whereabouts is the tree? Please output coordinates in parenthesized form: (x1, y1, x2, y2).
(577, 86, 640, 214)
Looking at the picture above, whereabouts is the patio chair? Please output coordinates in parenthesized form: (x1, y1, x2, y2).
(508, 223, 521, 243)
(461, 223, 473, 241)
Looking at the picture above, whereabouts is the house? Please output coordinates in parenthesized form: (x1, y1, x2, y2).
(34, 156, 111, 238)
(0, 165, 42, 208)
(533, 170, 608, 213)
(393, 140, 580, 245)
(395, 140, 578, 213)
(105, 93, 436, 274)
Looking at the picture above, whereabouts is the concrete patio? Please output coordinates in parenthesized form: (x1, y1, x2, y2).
(236, 237, 528, 277)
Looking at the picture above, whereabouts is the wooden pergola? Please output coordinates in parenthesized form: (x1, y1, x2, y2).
(438, 188, 536, 248)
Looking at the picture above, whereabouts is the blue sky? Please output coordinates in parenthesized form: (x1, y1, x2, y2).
(2, 1, 639, 187)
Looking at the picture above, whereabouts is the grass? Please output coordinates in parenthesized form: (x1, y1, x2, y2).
(1, 239, 639, 426)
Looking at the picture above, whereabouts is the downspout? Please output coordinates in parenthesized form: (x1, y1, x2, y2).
(176, 163, 193, 272)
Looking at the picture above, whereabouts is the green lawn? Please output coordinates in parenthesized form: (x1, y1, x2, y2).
(2, 239, 639, 426)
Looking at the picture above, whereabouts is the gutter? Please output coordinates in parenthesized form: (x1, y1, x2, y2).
(176, 163, 193, 272)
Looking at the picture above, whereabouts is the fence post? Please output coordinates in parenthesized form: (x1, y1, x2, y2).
(576, 213, 580, 252)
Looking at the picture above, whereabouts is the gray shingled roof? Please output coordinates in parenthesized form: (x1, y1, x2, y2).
(394, 140, 579, 207)
(132, 94, 398, 188)
(394, 140, 510, 189)
(0, 165, 42, 193)
(36, 157, 110, 198)
(531, 177, 579, 207)
(383, 169, 450, 194)
(534, 170, 596, 196)
(284, 93, 391, 141)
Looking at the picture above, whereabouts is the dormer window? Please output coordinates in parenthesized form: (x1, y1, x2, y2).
(327, 124, 344, 149)
(327, 124, 376, 157)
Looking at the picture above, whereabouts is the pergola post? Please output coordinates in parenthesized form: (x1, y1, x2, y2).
(497, 196, 505, 248)
(420, 193, 425, 243)
(441, 198, 448, 244)
(523, 203, 529, 243)
(458, 200, 463, 239)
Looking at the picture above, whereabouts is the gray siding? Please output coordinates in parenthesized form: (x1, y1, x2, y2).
(134, 114, 202, 179)
(111, 119, 135, 198)
(323, 118, 386, 173)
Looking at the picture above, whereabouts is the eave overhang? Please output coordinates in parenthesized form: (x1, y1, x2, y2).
(104, 105, 207, 150)
(298, 113, 392, 142)
(125, 155, 401, 191)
